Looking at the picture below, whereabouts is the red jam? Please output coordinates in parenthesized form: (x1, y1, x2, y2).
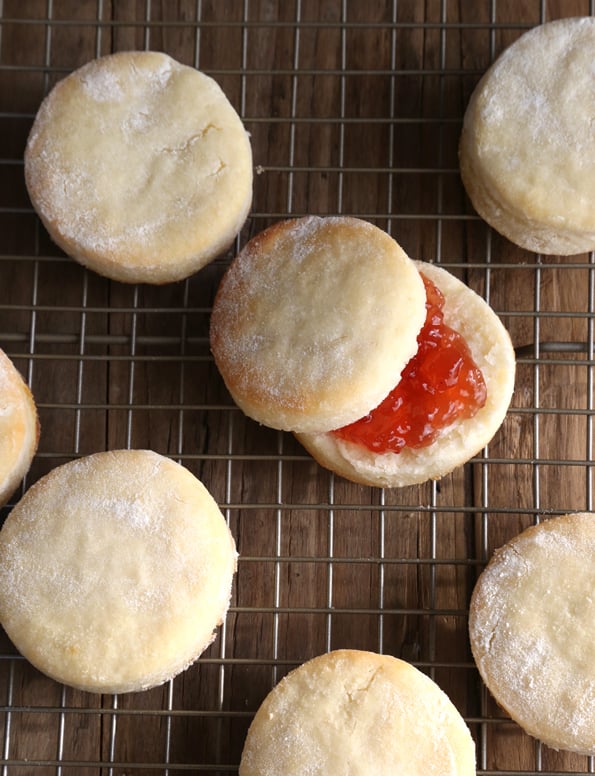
(333, 273, 487, 453)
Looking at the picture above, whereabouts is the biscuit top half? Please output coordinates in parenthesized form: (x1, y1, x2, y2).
(210, 216, 426, 433)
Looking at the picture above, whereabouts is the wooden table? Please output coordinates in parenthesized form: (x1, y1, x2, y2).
(0, 1, 593, 773)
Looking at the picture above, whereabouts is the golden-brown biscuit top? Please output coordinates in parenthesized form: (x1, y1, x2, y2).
(210, 216, 426, 433)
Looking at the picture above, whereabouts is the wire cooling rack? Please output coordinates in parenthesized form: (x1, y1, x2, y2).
(0, 1, 594, 774)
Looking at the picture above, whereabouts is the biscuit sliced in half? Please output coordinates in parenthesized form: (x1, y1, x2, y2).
(469, 513, 595, 755)
(25, 51, 253, 284)
(0, 450, 237, 694)
(459, 17, 595, 255)
(210, 216, 426, 433)
(297, 261, 515, 488)
(0, 349, 39, 506)
(239, 649, 476, 775)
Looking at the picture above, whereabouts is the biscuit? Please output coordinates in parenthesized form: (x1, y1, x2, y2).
(210, 216, 426, 433)
(0, 449, 237, 694)
(469, 513, 595, 755)
(296, 261, 515, 488)
(459, 17, 595, 255)
(239, 649, 476, 775)
(0, 349, 39, 506)
(25, 51, 253, 284)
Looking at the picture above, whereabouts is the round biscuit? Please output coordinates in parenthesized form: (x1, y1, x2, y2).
(239, 649, 476, 775)
(469, 513, 595, 755)
(0, 449, 237, 694)
(0, 349, 39, 507)
(25, 51, 253, 284)
(210, 216, 426, 433)
(459, 17, 595, 255)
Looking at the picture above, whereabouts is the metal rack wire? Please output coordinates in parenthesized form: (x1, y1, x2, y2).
(0, 1, 594, 773)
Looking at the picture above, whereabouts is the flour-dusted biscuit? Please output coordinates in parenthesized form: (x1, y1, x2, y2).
(211, 217, 515, 485)
(25, 51, 253, 284)
(297, 261, 515, 488)
(210, 216, 426, 433)
(239, 649, 476, 776)
(0, 450, 237, 694)
(469, 513, 595, 755)
(459, 17, 595, 255)
(0, 349, 39, 506)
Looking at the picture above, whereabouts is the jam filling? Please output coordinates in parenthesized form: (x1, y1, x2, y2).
(333, 273, 487, 454)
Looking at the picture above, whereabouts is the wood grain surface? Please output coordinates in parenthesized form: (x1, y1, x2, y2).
(0, 1, 593, 774)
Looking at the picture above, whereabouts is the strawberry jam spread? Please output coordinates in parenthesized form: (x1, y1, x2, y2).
(333, 273, 487, 453)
